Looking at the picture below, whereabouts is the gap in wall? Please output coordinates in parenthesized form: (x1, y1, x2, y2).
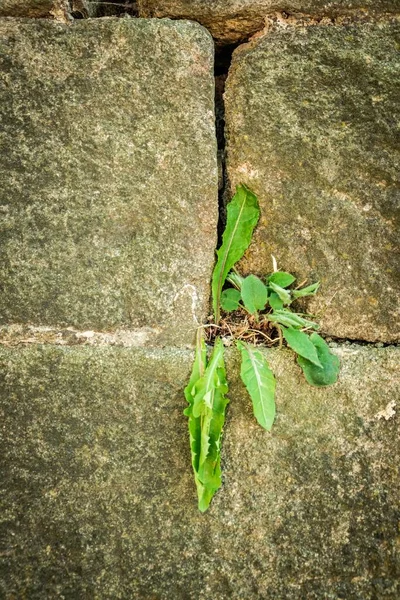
(214, 43, 241, 246)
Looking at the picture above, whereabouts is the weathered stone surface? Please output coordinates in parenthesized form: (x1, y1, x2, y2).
(1, 343, 399, 598)
(138, 1, 400, 45)
(225, 22, 400, 342)
(0, 19, 217, 345)
(86, 0, 136, 17)
(0, 0, 70, 19)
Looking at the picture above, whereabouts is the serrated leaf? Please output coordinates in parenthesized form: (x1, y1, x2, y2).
(268, 309, 319, 330)
(237, 341, 276, 431)
(268, 292, 284, 311)
(297, 333, 340, 386)
(212, 185, 260, 322)
(292, 282, 320, 299)
(221, 288, 241, 312)
(184, 329, 206, 410)
(188, 338, 229, 512)
(268, 282, 291, 305)
(268, 271, 296, 288)
(282, 327, 322, 367)
(183, 330, 207, 478)
(240, 274, 268, 315)
(192, 340, 226, 420)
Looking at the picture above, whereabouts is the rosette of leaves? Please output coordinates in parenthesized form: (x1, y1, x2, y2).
(185, 184, 339, 511)
(222, 269, 339, 386)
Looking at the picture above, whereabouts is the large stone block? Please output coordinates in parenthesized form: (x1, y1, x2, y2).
(0, 343, 399, 598)
(137, 1, 400, 45)
(225, 22, 400, 342)
(0, 19, 217, 345)
(0, 0, 70, 19)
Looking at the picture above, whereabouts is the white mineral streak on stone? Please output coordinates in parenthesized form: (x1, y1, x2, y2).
(375, 400, 396, 421)
(173, 284, 200, 325)
(236, 163, 259, 180)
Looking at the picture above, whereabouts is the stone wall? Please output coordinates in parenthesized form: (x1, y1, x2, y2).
(0, 2, 399, 599)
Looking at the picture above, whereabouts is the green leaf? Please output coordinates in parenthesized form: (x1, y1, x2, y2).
(211, 185, 260, 322)
(292, 282, 320, 299)
(268, 271, 296, 288)
(268, 309, 319, 330)
(226, 271, 244, 291)
(183, 330, 207, 477)
(240, 274, 268, 315)
(184, 329, 206, 410)
(192, 339, 225, 420)
(220, 288, 241, 312)
(268, 282, 291, 305)
(189, 338, 229, 512)
(237, 341, 276, 431)
(297, 333, 340, 386)
(268, 292, 284, 311)
(282, 326, 322, 367)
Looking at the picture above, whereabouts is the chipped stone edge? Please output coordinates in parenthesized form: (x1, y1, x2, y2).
(228, 11, 400, 59)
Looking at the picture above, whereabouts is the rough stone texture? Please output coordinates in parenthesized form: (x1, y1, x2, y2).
(0, 19, 218, 346)
(86, 0, 137, 18)
(1, 343, 399, 598)
(137, 1, 400, 45)
(225, 22, 400, 342)
(0, 0, 70, 19)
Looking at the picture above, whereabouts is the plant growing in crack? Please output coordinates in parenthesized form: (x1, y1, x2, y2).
(184, 184, 340, 512)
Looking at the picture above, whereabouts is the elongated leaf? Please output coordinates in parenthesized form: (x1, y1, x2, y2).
(192, 339, 225, 419)
(282, 326, 322, 367)
(183, 330, 207, 481)
(297, 333, 340, 386)
(221, 288, 241, 312)
(241, 274, 268, 315)
(184, 329, 206, 410)
(292, 282, 320, 299)
(268, 309, 319, 330)
(189, 338, 229, 512)
(212, 185, 260, 322)
(237, 341, 276, 431)
(268, 282, 291, 305)
(268, 292, 284, 311)
(268, 271, 296, 288)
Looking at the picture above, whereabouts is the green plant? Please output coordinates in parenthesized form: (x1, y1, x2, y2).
(185, 184, 340, 512)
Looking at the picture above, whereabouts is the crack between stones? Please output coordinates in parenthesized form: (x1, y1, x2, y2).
(0, 324, 397, 349)
(214, 43, 239, 246)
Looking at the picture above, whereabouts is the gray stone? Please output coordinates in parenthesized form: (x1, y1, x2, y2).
(0, 342, 399, 598)
(137, 1, 400, 45)
(225, 22, 400, 342)
(0, 19, 218, 346)
(0, 0, 70, 19)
